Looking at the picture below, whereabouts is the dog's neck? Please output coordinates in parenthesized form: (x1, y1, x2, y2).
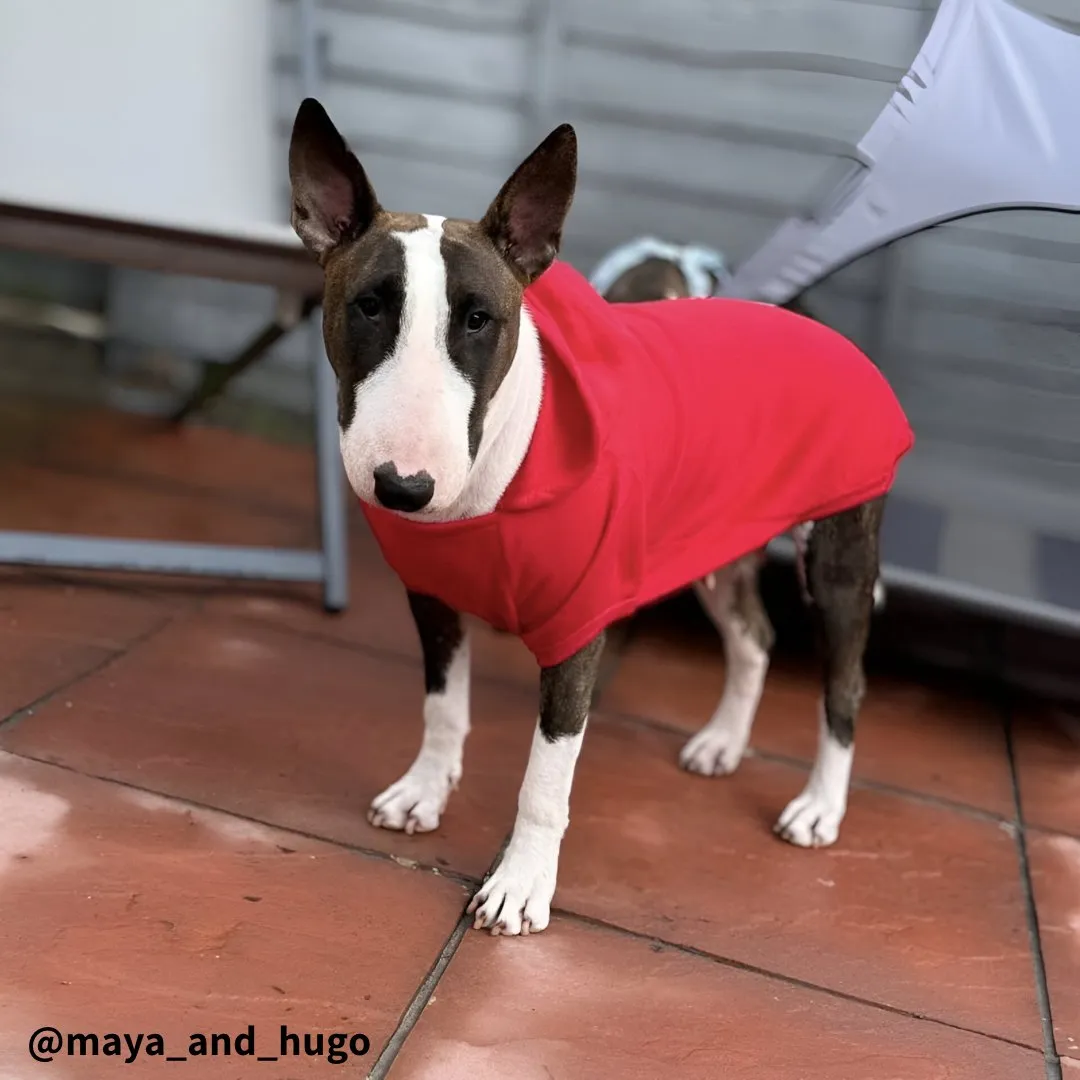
(428, 306, 544, 523)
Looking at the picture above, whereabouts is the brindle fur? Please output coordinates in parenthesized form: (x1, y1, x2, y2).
(805, 498, 884, 747)
(540, 631, 608, 742)
(407, 591, 465, 695)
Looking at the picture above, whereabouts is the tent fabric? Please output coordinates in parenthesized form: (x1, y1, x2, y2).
(723, 0, 1080, 306)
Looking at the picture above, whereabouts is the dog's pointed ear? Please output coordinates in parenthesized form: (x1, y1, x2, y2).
(480, 124, 577, 283)
(289, 97, 380, 263)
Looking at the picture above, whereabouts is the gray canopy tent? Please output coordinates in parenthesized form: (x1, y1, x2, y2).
(624, 0, 1080, 637)
(724, 0, 1080, 307)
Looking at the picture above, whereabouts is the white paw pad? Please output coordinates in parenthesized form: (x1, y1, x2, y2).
(467, 850, 556, 936)
(774, 790, 844, 848)
(367, 771, 453, 835)
(680, 725, 748, 776)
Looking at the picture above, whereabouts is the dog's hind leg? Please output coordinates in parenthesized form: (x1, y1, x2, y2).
(775, 497, 884, 848)
(368, 592, 470, 834)
(681, 552, 773, 777)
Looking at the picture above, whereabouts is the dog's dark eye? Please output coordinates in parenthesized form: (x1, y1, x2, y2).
(466, 310, 491, 333)
(355, 295, 381, 320)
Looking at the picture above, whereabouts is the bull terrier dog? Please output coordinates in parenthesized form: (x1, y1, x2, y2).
(288, 98, 914, 936)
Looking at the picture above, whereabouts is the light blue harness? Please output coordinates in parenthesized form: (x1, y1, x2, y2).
(588, 236, 731, 299)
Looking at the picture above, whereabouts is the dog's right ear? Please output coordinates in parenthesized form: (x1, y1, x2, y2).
(289, 98, 380, 264)
(481, 124, 577, 284)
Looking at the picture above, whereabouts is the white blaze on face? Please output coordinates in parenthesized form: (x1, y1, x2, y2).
(339, 214, 477, 514)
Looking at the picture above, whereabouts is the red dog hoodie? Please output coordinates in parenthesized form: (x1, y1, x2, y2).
(361, 261, 914, 667)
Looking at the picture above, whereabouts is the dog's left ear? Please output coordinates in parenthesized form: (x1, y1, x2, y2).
(289, 97, 380, 264)
(481, 124, 577, 283)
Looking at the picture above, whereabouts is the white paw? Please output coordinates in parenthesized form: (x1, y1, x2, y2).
(680, 725, 749, 776)
(367, 769, 454, 834)
(467, 845, 556, 936)
(774, 789, 844, 848)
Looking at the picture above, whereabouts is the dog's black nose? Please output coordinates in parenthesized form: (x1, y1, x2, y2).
(372, 462, 435, 512)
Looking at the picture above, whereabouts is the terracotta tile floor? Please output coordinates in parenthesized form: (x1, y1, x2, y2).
(0, 400, 1076, 1078)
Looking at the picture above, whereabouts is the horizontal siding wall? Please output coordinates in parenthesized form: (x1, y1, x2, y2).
(105, 0, 539, 389)
(106, 0, 927, 396)
(100, 0, 1080, 536)
(888, 211, 1080, 530)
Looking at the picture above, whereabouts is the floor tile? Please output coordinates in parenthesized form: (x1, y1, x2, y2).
(0, 575, 168, 720)
(0, 400, 1061, 1071)
(3, 398, 539, 688)
(597, 612, 730, 729)
(1027, 830, 1080, 1067)
(553, 715, 1039, 1046)
(600, 618, 1013, 816)
(201, 518, 421, 658)
(392, 916, 1041, 1080)
(1, 611, 535, 879)
(1, 461, 317, 549)
(846, 675, 1011, 816)
(0, 398, 317, 515)
(2, 601, 1041, 1045)
(1014, 705, 1080, 836)
(0, 751, 469, 1076)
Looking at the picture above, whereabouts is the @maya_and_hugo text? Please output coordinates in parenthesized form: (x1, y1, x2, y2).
(28, 1024, 371, 1066)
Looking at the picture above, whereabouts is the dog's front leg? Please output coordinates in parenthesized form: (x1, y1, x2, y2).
(469, 631, 606, 936)
(368, 592, 470, 834)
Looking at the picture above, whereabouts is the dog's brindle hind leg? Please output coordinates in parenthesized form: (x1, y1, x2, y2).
(469, 631, 606, 935)
(368, 592, 471, 834)
(681, 553, 773, 776)
(775, 497, 885, 847)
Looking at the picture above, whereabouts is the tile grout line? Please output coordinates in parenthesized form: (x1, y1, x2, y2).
(0, 746, 481, 889)
(42, 575, 214, 611)
(5, 566, 185, 604)
(15, 456, 320, 524)
(365, 909, 473, 1080)
(608, 707, 1017, 827)
(1004, 708, 1063, 1080)
(0, 609, 179, 734)
(14, 584, 1062, 844)
(1029, 822, 1080, 847)
(365, 835, 511, 1080)
(1, 570, 1028, 842)
(557, 908, 1046, 1057)
(219, 609, 1027, 829)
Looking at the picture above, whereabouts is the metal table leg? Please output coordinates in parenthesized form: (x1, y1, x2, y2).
(170, 292, 319, 423)
(309, 312, 348, 612)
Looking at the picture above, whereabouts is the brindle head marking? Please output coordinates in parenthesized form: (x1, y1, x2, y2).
(289, 98, 577, 517)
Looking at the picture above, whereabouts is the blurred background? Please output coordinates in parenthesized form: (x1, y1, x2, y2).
(0, 0, 1078, 703)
